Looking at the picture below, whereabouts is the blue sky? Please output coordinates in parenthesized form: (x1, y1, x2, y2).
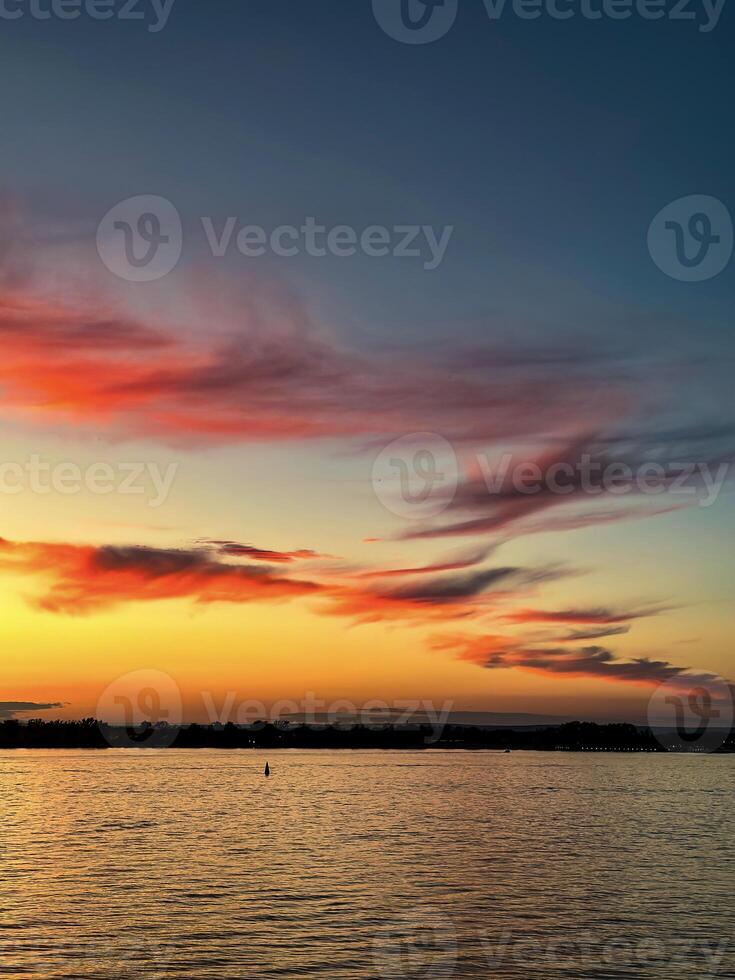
(3, 0, 733, 338)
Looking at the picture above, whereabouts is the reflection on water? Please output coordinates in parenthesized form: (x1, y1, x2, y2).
(0, 750, 732, 978)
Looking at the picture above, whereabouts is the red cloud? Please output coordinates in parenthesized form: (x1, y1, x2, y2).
(0, 534, 561, 626)
(0, 538, 321, 614)
(0, 531, 714, 697)
(204, 541, 331, 563)
(0, 285, 628, 447)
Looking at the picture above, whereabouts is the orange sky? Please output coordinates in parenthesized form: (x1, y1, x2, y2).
(0, 267, 733, 728)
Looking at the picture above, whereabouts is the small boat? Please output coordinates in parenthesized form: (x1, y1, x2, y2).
(504, 749, 511, 754)
(264, 762, 270, 777)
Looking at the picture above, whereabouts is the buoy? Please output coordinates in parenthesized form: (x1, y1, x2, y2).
(264, 762, 270, 777)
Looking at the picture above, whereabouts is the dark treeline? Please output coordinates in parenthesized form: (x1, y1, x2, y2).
(1, 718, 733, 751)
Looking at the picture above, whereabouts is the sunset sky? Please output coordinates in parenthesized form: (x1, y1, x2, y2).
(1, 1, 733, 725)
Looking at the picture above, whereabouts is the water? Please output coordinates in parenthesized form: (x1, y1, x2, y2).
(1, 750, 732, 979)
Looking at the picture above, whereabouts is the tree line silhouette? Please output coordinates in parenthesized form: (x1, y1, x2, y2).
(1, 717, 732, 751)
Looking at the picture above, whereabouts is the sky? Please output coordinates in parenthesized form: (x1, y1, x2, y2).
(0, 0, 733, 726)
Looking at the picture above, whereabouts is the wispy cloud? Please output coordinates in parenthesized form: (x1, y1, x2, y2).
(0, 534, 564, 626)
(204, 541, 332, 563)
(0, 272, 629, 448)
(503, 604, 672, 625)
(432, 633, 727, 689)
(0, 701, 63, 720)
(0, 529, 716, 698)
(357, 544, 496, 580)
(400, 432, 734, 543)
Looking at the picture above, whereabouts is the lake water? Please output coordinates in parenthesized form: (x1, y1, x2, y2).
(1, 750, 732, 979)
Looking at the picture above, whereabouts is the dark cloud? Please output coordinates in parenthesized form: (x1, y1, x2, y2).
(0, 701, 63, 720)
(384, 567, 521, 603)
(205, 542, 329, 563)
(399, 432, 734, 543)
(436, 633, 728, 689)
(320, 562, 569, 625)
(559, 625, 631, 642)
(505, 605, 672, 625)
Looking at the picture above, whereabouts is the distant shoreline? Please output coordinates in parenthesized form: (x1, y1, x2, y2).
(2, 747, 733, 753)
(1, 719, 733, 753)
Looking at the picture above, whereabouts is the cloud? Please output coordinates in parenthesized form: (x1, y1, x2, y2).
(0, 538, 322, 614)
(0, 533, 568, 629)
(0, 527, 712, 700)
(2, 245, 731, 550)
(0, 276, 632, 448)
(0, 701, 63, 720)
(558, 625, 631, 642)
(399, 432, 734, 543)
(204, 541, 331, 563)
(503, 605, 671, 625)
(319, 564, 568, 625)
(429, 589, 716, 690)
(432, 633, 726, 689)
(1, 215, 733, 567)
(357, 544, 496, 580)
